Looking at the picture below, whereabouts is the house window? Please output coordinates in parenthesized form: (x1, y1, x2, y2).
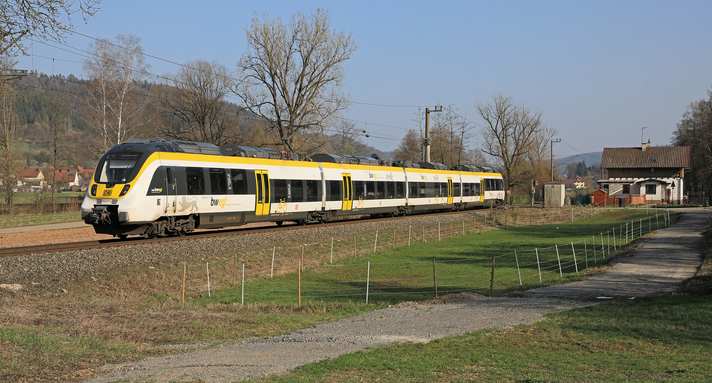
(623, 184, 630, 194)
(645, 184, 656, 195)
(623, 168, 630, 174)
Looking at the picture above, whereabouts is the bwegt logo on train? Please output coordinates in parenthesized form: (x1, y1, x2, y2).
(211, 197, 227, 208)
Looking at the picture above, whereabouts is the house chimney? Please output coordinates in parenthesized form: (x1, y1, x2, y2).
(642, 142, 646, 152)
(647, 139, 651, 148)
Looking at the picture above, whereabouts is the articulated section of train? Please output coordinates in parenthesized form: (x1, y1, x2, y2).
(81, 139, 505, 239)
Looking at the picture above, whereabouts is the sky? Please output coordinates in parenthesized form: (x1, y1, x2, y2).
(14, 0, 712, 161)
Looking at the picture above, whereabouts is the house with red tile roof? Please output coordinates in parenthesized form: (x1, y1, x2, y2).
(598, 140, 691, 204)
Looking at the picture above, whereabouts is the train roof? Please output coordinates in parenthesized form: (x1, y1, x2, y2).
(117, 139, 498, 174)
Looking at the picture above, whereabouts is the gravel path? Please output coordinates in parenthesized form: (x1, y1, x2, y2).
(86, 208, 708, 383)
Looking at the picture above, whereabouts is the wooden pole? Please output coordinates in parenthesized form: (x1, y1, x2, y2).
(298, 259, 301, 306)
(432, 258, 438, 297)
(182, 262, 186, 305)
(490, 257, 495, 293)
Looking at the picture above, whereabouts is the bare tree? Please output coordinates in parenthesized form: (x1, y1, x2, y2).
(331, 119, 369, 155)
(477, 94, 545, 201)
(391, 130, 422, 163)
(234, 9, 357, 153)
(83, 34, 150, 155)
(1, 0, 101, 56)
(47, 87, 71, 211)
(673, 91, 712, 197)
(159, 60, 238, 146)
(0, 58, 20, 211)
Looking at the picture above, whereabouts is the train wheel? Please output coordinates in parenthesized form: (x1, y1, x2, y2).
(276, 221, 283, 226)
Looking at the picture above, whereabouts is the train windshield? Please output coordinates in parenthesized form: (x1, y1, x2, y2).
(95, 152, 142, 184)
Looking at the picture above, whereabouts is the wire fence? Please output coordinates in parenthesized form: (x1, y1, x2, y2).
(180, 205, 674, 305)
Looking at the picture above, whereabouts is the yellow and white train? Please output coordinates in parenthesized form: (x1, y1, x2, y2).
(81, 139, 505, 239)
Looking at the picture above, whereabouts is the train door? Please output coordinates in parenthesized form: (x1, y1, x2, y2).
(447, 178, 453, 205)
(342, 173, 353, 210)
(255, 170, 271, 215)
(165, 167, 177, 214)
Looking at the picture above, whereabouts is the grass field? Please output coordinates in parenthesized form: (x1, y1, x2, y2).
(1, 208, 706, 382)
(193, 209, 669, 306)
(0, 211, 82, 229)
(265, 294, 712, 382)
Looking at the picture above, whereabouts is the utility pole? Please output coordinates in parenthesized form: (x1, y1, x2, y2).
(423, 105, 442, 162)
(550, 138, 561, 182)
(641, 126, 647, 145)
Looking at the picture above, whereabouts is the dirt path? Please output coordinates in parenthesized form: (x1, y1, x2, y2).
(87, 208, 708, 383)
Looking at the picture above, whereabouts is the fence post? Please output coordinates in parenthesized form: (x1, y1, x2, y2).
(656, 211, 659, 229)
(271, 247, 276, 278)
(298, 260, 301, 306)
(584, 239, 588, 268)
(354, 235, 357, 257)
(432, 258, 438, 297)
(600, 233, 606, 259)
(374, 230, 379, 253)
(438, 222, 441, 241)
(462, 220, 465, 235)
(182, 262, 186, 305)
(613, 228, 617, 251)
(639, 218, 642, 238)
(571, 207, 574, 222)
(490, 257, 495, 293)
(535, 247, 542, 283)
(555, 245, 562, 278)
(592, 235, 597, 263)
(241, 263, 245, 306)
(393, 229, 396, 250)
(330, 238, 334, 263)
(571, 242, 578, 273)
(409, 225, 412, 246)
(514, 250, 522, 286)
(233, 255, 236, 287)
(631, 221, 634, 241)
(423, 226, 425, 243)
(366, 261, 371, 304)
(206, 262, 211, 298)
(607, 231, 610, 254)
(626, 222, 628, 244)
(301, 245, 305, 270)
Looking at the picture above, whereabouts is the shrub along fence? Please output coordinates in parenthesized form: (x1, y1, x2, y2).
(180, 206, 673, 305)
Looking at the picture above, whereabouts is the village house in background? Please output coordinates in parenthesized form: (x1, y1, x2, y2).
(595, 140, 691, 205)
(0, 166, 93, 192)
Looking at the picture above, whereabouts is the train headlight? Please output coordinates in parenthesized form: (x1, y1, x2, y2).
(119, 185, 131, 197)
(90, 184, 97, 197)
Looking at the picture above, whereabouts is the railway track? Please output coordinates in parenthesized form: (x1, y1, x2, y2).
(0, 210, 484, 258)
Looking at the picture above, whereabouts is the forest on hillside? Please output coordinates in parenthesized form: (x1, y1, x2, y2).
(9, 72, 388, 170)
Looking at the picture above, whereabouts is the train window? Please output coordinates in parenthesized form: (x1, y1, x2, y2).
(474, 183, 480, 196)
(209, 169, 228, 195)
(354, 181, 366, 200)
(463, 183, 470, 196)
(306, 180, 319, 202)
(230, 169, 248, 194)
(408, 182, 417, 198)
(273, 179, 288, 202)
(419, 182, 427, 198)
(291, 180, 304, 202)
(387, 182, 395, 199)
(454, 182, 461, 197)
(496, 179, 504, 191)
(396, 182, 404, 198)
(186, 167, 205, 195)
(376, 182, 385, 199)
(329, 180, 341, 201)
(366, 181, 376, 199)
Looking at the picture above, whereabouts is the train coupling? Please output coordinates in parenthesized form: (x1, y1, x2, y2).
(84, 206, 113, 225)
